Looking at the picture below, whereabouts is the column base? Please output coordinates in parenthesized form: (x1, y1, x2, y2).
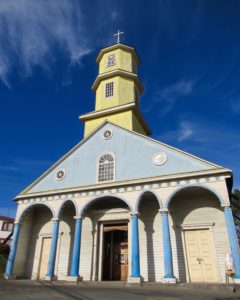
(44, 275, 57, 282)
(161, 276, 177, 284)
(4, 275, 16, 280)
(66, 276, 83, 283)
(127, 276, 142, 286)
(233, 278, 240, 284)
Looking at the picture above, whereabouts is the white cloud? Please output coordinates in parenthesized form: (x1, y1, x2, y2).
(153, 79, 194, 115)
(178, 121, 194, 142)
(0, 158, 52, 172)
(0, 1, 92, 87)
(159, 118, 240, 151)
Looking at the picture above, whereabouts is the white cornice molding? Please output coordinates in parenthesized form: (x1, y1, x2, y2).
(79, 103, 151, 135)
(92, 69, 143, 93)
(15, 168, 231, 201)
(79, 103, 135, 120)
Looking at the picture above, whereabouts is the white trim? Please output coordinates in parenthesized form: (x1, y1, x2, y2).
(179, 222, 215, 230)
(79, 103, 135, 120)
(16, 168, 231, 200)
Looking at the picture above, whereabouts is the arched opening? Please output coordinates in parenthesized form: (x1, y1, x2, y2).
(97, 153, 115, 183)
(80, 196, 131, 282)
(168, 186, 226, 283)
(14, 204, 53, 279)
(138, 191, 163, 282)
(57, 200, 76, 279)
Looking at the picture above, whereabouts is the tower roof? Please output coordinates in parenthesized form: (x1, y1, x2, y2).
(96, 43, 141, 65)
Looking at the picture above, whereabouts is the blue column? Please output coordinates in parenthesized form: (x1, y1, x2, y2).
(224, 206, 240, 278)
(161, 211, 175, 279)
(70, 217, 82, 277)
(131, 214, 140, 278)
(46, 219, 59, 278)
(5, 223, 21, 278)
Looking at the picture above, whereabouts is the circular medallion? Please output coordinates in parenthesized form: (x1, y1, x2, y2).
(55, 169, 66, 181)
(103, 129, 113, 140)
(152, 152, 167, 166)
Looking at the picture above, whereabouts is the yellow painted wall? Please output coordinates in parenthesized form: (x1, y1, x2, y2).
(95, 76, 135, 111)
(84, 110, 133, 137)
(84, 110, 147, 137)
(132, 113, 147, 135)
(99, 49, 137, 74)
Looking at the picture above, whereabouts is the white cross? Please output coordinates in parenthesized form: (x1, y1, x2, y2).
(114, 30, 124, 44)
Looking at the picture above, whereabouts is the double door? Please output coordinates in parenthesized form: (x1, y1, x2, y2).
(184, 229, 218, 282)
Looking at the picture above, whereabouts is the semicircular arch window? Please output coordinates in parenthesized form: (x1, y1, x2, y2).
(98, 153, 115, 182)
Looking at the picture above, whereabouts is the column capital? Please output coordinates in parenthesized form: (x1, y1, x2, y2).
(130, 212, 140, 217)
(51, 218, 59, 222)
(14, 221, 21, 226)
(159, 208, 169, 214)
(74, 216, 82, 220)
(222, 204, 231, 210)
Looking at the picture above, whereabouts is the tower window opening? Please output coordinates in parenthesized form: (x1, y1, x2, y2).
(107, 54, 115, 67)
(105, 82, 114, 98)
(98, 153, 115, 182)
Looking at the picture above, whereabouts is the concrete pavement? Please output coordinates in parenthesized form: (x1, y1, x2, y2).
(0, 280, 239, 300)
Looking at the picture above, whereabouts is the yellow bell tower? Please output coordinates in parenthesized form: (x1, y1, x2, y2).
(80, 33, 151, 137)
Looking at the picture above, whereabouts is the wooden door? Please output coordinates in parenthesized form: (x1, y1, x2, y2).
(184, 229, 218, 282)
(112, 231, 128, 281)
(38, 237, 51, 279)
(102, 226, 128, 281)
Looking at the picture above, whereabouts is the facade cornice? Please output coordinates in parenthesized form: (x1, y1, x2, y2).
(79, 103, 135, 120)
(79, 103, 151, 135)
(15, 168, 232, 201)
(92, 69, 144, 93)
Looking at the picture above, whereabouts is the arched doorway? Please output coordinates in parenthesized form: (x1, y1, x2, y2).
(14, 204, 54, 279)
(80, 196, 131, 281)
(168, 186, 227, 283)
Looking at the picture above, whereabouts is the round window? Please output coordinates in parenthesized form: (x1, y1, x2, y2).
(103, 129, 113, 140)
(55, 169, 66, 181)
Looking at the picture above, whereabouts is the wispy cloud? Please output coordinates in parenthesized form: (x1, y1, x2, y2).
(0, 158, 52, 173)
(0, 1, 92, 87)
(159, 118, 240, 151)
(177, 121, 194, 142)
(152, 79, 195, 116)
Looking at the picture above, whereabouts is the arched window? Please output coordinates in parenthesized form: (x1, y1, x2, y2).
(98, 153, 115, 182)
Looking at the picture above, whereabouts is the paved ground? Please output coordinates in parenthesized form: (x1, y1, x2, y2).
(0, 280, 240, 300)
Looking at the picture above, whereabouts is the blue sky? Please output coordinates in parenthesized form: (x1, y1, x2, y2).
(0, 0, 240, 217)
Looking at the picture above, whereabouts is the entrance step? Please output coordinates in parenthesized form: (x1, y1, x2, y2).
(79, 281, 127, 287)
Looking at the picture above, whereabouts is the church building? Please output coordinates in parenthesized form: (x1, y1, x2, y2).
(5, 38, 240, 284)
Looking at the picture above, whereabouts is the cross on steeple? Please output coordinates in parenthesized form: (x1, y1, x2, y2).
(114, 30, 124, 44)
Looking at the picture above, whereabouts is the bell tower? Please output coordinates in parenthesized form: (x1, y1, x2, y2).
(80, 33, 151, 137)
